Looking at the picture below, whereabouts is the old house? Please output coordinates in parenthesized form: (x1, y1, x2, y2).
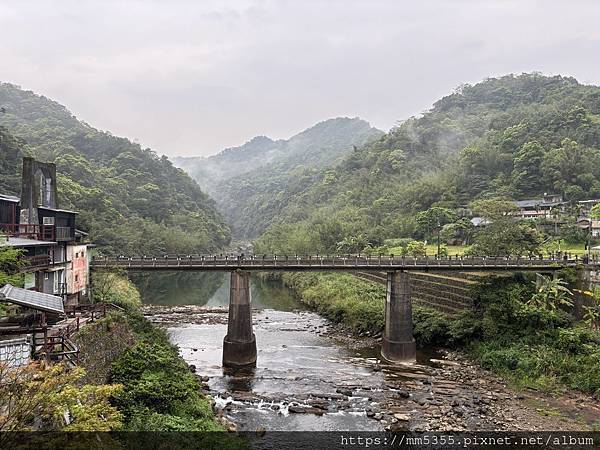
(577, 217, 600, 238)
(0, 157, 92, 305)
(512, 194, 566, 220)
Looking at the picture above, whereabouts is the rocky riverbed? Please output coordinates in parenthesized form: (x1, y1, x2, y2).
(142, 304, 599, 432)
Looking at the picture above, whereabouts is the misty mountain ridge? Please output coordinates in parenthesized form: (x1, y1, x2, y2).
(172, 117, 384, 238)
(172, 117, 384, 196)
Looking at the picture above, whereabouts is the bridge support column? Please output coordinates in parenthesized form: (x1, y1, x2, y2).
(223, 271, 257, 368)
(381, 271, 416, 363)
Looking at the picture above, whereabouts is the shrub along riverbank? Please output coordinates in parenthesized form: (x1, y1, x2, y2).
(88, 275, 228, 432)
(277, 271, 600, 398)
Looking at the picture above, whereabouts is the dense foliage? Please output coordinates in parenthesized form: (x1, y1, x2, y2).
(0, 127, 27, 194)
(0, 362, 123, 434)
(108, 310, 224, 432)
(253, 74, 600, 254)
(0, 83, 230, 255)
(175, 118, 383, 238)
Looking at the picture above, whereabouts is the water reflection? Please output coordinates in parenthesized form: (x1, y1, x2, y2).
(132, 271, 302, 311)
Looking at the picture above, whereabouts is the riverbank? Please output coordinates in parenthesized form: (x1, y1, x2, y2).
(270, 271, 600, 427)
(142, 301, 599, 432)
(82, 275, 229, 432)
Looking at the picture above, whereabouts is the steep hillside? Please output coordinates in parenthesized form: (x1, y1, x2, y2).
(254, 74, 600, 253)
(0, 83, 230, 254)
(175, 117, 383, 237)
(0, 127, 27, 195)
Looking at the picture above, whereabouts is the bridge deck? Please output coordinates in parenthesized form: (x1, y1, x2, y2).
(91, 255, 596, 272)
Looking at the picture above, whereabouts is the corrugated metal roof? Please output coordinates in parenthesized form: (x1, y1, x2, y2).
(0, 284, 64, 314)
(38, 206, 78, 214)
(514, 198, 565, 208)
(0, 194, 20, 203)
(0, 237, 56, 247)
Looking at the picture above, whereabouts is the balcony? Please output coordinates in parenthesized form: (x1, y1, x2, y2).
(24, 255, 52, 270)
(0, 223, 74, 242)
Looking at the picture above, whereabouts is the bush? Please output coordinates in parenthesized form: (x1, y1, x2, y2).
(282, 272, 385, 334)
(108, 313, 223, 431)
(412, 306, 451, 346)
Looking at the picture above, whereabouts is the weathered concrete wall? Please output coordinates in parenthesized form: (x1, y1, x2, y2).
(381, 271, 416, 362)
(73, 314, 135, 384)
(223, 271, 257, 367)
(356, 271, 489, 316)
(20, 157, 58, 224)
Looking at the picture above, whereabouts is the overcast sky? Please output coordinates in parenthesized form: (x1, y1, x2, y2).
(1, 0, 599, 157)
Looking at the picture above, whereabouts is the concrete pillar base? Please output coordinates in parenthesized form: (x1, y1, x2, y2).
(381, 271, 416, 364)
(223, 334, 257, 367)
(381, 337, 416, 363)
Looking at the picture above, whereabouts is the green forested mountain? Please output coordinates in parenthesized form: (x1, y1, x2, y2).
(175, 117, 383, 238)
(0, 83, 230, 254)
(0, 127, 25, 195)
(254, 74, 600, 254)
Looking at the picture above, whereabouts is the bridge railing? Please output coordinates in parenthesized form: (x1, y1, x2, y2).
(91, 253, 597, 269)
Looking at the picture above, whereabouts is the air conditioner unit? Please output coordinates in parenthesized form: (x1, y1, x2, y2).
(42, 217, 55, 225)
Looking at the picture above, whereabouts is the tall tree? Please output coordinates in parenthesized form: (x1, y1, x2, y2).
(416, 207, 457, 256)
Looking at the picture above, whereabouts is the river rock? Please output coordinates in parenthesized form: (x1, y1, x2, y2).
(288, 405, 307, 413)
(396, 389, 410, 398)
(336, 388, 353, 397)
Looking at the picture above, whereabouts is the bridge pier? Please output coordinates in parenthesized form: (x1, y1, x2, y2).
(381, 271, 416, 363)
(223, 271, 257, 368)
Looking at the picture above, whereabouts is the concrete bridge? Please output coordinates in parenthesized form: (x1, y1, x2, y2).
(91, 254, 597, 367)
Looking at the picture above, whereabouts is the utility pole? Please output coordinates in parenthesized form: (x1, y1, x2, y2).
(588, 219, 592, 262)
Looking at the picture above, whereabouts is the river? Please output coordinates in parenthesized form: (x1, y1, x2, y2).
(131, 272, 597, 433)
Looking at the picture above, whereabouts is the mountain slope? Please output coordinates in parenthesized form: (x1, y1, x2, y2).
(0, 83, 230, 254)
(175, 117, 383, 238)
(253, 74, 600, 253)
(173, 135, 283, 194)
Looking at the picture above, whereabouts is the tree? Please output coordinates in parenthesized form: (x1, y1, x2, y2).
(0, 247, 24, 287)
(416, 207, 457, 256)
(93, 270, 141, 310)
(441, 218, 475, 245)
(528, 274, 573, 311)
(468, 198, 542, 256)
(541, 139, 600, 196)
(469, 198, 518, 220)
(406, 240, 427, 257)
(511, 141, 547, 195)
(0, 362, 122, 435)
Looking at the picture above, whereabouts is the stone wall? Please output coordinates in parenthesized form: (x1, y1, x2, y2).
(355, 271, 495, 317)
(72, 313, 135, 384)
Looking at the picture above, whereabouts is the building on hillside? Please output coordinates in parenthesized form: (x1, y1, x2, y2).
(512, 194, 566, 219)
(0, 157, 92, 306)
(470, 217, 491, 227)
(578, 199, 600, 216)
(576, 217, 600, 238)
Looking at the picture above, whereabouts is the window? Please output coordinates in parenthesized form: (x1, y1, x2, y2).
(75, 274, 79, 282)
(44, 273, 49, 280)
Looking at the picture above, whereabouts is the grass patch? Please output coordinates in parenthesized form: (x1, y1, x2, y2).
(281, 272, 385, 334)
